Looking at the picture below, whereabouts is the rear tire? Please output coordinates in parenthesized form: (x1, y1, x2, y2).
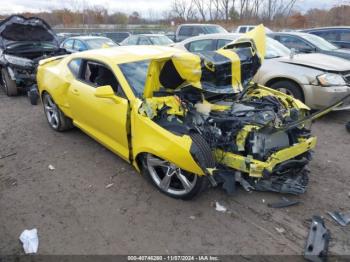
(270, 80, 304, 102)
(141, 133, 215, 200)
(1, 68, 18, 96)
(42, 92, 73, 131)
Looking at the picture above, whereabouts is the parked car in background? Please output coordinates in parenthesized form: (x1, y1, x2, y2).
(102, 32, 131, 43)
(120, 34, 173, 46)
(174, 24, 227, 42)
(269, 32, 350, 60)
(0, 15, 67, 101)
(234, 25, 272, 33)
(301, 27, 350, 49)
(174, 33, 350, 110)
(61, 36, 117, 53)
(56, 32, 81, 43)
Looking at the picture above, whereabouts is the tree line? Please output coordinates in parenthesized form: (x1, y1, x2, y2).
(0, 1, 349, 29)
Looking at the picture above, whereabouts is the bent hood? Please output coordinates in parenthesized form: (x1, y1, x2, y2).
(143, 25, 266, 98)
(0, 15, 59, 49)
(276, 53, 350, 72)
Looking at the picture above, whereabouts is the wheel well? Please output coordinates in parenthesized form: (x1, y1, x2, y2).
(265, 77, 305, 102)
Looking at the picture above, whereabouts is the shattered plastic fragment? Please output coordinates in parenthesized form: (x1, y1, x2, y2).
(275, 227, 285, 234)
(48, 164, 55, 171)
(105, 183, 114, 189)
(215, 202, 227, 213)
(19, 228, 39, 254)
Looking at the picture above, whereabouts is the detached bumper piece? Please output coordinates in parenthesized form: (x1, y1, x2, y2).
(254, 168, 309, 195)
(304, 216, 330, 262)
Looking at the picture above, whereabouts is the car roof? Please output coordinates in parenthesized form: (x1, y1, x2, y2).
(69, 45, 188, 64)
(131, 34, 167, 37)
(302, 26, 350, 31)
(178, 24, 222, 27)
(181, 33, 241, 42)
(269, 32, 312, 37)
(66, 36, 112, 41)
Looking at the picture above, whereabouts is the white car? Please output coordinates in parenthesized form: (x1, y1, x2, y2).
(234, 25, 272, 34)
(173, 33, 350, 110)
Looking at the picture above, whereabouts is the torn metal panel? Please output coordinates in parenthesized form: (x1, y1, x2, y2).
(327, 211, 350, 226)
(304, 216, 330, 262)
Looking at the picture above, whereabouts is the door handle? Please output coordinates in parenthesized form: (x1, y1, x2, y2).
(72, 89, 79, 95)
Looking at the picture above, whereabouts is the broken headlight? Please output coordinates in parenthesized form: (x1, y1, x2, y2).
(317, 73, 346, 86)
(4, 54, 34, 67)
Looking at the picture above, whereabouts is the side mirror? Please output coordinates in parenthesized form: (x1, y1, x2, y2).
(78, 47, 86, 52)
(94, 85, 115, 98)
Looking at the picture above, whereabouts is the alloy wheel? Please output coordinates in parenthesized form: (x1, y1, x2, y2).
(146, 154, 197, 196)
(43, 94, 60, 129)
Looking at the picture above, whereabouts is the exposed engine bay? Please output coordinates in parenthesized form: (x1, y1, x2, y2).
(137, 33, 320, 195)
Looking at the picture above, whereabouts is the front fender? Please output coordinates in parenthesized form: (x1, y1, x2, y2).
(131, 106, 204, 176)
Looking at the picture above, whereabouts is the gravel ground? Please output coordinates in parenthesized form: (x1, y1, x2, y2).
(0, 93, 349, 256)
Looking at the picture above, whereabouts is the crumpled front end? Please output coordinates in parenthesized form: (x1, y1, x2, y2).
(136, 26, 334, 195)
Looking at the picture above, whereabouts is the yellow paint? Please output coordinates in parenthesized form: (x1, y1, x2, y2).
(215, 137, 317, 177)
(36, 45, 316, 181)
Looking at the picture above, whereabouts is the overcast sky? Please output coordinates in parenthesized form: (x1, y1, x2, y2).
(0, 0, 343, 16)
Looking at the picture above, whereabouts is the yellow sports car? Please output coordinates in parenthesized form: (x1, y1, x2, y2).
(36, 27, 338, 199)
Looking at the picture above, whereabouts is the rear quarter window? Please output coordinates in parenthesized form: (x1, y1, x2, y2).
(68, 59, 82, 77)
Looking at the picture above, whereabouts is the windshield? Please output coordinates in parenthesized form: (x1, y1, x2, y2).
(85, 38, 116, 49)
(204, 26, 227, 34)
(265, 37, 290, 59)
(150, 36, 173, 45)
(302, 34, 338, 51)
(119, 60, 150, 97)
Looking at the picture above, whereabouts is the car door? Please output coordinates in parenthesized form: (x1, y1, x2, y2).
(67, 59, 130, 161)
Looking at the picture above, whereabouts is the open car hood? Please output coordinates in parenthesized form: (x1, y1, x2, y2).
(143, 25, 266, 98)
(0, 15, 59, 49)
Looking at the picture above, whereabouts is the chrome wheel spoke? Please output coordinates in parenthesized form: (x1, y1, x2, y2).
(176, 170, 192, 192)
(147, 155, 169, 168)
(159, 168, 176, 191)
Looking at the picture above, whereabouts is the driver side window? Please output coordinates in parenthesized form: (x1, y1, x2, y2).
(279, 35, 312, 50)
(78, 60, 125, 97)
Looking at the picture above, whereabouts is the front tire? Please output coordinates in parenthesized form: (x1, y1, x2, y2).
(270, 80, 304, 102)
(141, 134, 215, 200)
(1, 68, 18, 96)
(42, 92, 73, 131)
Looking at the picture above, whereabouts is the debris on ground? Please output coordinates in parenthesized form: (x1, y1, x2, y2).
(48, 164, 55, 171)
(19, 228, 39, 254)
(268, 197, 300, 208)
(327, 211, 350, 226)
(275, 227, 286, 234)
(105, 183, 114, 189)
(189, 216, 196, 220)
(304, 216, 330, 262)
(0, 152, 17, 160)
(262, 199, 265, 203)
(215, 202, 227, 213)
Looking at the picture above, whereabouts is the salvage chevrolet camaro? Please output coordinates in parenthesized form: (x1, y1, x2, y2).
(37, 27, 342, 199)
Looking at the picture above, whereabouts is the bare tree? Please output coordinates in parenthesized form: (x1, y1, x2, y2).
(172, 0, 198, 21)
(193, 0, 207, 21)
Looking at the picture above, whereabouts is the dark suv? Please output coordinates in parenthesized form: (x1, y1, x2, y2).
(301, 27, 350, 49)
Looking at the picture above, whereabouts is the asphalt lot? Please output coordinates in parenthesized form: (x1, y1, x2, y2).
(0, 92, 350, 255)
